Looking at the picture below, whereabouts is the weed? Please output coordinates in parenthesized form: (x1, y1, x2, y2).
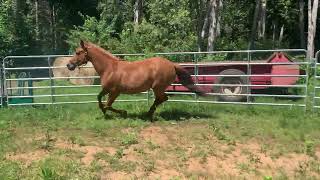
(89, 160, 104, 173)
(260, 144, 268, 155)
(209, 121, 235, 145)
(133, 147, 146, 155)
(143, 159, 155, 172)
(68, 135, 85, 146)
(305, 140, 315, 156)
(114, 148, 124, 159)
(95, 149, 136, 172)
(109, 157, 137, 172)
(39, 167, 63, 180)
(295, 161, 308, 176)
(121, 133, 138, 146)
(146, 140, 160, 150)
(275, 169, 289, 180)
(237, 163, 251, 173)
(308, 159, 320, 173)
(248, 153, 261, 165)
(40, 129, 55, 151)
(191, 148, 208, 164)
(263, 176, 273, 180)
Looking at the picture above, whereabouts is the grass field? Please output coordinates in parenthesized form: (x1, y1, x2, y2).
(0, 98, 320, 179)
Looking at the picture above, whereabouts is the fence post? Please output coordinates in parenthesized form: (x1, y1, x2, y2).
(304, 50, 310, 112)
(47, 57, 56, 104)
(194, 54, 199, 103)
(312, 50, 320, 112)
(0, 58, 3, 107)
(2, 57, 8, 107)
(247, 51, 252, 103)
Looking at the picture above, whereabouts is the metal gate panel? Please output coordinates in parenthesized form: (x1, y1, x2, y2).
(1, 49, 308, 109)
(2, 55, 148, 106)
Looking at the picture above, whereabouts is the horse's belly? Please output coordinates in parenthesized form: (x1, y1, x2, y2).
(119, 82, 151, 94)
(121, 87, 150, 94)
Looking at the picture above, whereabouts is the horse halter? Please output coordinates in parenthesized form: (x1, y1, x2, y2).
(77, 50, 91, 68)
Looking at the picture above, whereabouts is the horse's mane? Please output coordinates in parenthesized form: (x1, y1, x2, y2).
(87, 42, 124, 61)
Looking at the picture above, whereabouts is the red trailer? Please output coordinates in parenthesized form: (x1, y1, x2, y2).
(166, 52, 302, 102)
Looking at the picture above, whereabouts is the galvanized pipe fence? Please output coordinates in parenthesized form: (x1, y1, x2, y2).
(0, 49, 318, 111)
(313, 50, 320, 110)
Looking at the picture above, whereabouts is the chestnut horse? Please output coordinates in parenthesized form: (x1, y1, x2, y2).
(67, 40, 205, 119)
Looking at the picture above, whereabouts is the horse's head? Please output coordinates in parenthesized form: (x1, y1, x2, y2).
(67, 40, 90, 71)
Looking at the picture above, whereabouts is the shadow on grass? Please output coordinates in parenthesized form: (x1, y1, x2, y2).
(102, 108, 215, 122)
(158, 109, 215, 121)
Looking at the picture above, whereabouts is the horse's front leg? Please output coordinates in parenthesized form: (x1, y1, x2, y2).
(105, 91, 127, 117)
(97, 90, 108, 115)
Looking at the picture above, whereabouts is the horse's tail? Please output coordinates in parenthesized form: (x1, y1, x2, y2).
(174, 64, 206, 96)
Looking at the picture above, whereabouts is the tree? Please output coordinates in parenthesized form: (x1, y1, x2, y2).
(299, 0, 306, 49)
(207, 0, 222, 51)
(134, 0, 143, 26)
(248, 0, 261, 50)
(307, 0, 319, 59)
(258, 0, 266, 39)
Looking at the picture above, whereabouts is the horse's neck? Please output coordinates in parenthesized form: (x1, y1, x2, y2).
(89, 50, 117, 76)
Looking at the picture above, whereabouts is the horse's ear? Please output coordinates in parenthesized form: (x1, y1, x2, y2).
(80, 40, 87, 51)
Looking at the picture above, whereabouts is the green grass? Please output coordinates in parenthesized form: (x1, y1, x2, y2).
(1, 89, 320, 179)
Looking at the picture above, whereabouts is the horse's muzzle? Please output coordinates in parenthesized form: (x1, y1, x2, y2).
(67, 63, 76, 71)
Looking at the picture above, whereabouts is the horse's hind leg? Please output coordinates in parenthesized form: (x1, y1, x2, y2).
(147, 89, 168, 119)
(105, 92, 127, 117)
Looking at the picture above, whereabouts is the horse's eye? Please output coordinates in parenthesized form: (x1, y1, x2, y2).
(76, 52, 80, 55)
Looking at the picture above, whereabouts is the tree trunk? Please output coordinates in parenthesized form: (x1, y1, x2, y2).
(196, 0, 205, 51)
(12, 0, 26, 27)
(207, 0, 219, 52)
(299, 0, 305, 49)
(134, 0, 143, 25)
(258, 0, 266, 39)
(272, 21, 276, 48)
(201, 0, 212, 40)
(248, 0, 261, 50)
(216, 0, 223, 37)
(279, 25, 284, 46)
(52, 4, 57, 51)
(307, 0, 319, 59)
(35, 0, 39, 41)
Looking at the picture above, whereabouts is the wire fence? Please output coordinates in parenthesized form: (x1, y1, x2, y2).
(0, 49, 312, 110)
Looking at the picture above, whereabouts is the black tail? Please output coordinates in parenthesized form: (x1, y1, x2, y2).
(174, 64, 206, 96)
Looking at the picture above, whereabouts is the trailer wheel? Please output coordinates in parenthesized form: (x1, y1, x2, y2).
(214, 69, 248, 102)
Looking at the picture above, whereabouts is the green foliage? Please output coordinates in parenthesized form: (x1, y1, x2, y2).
(67, 15, 119, 52)
(0, 0, 317, 60)
(40, 167, 64, 180)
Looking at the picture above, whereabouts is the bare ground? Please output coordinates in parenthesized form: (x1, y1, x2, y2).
(5, 124, 320, 179)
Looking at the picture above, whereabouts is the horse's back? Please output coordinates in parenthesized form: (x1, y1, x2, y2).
(114, 57, 176, 93)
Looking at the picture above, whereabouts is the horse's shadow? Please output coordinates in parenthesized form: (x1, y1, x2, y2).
(158, 109, 215, 121)
(104, 109, 216, 122)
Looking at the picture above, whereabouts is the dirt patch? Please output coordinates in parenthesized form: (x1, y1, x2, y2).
(55, 139, 117, 166)
(149, 159, 183, 179)
(6, 149, 48, 166)
(140, 126, 170, 147)
(183, 141, 320, 178)
(100, 171, 129, 180)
